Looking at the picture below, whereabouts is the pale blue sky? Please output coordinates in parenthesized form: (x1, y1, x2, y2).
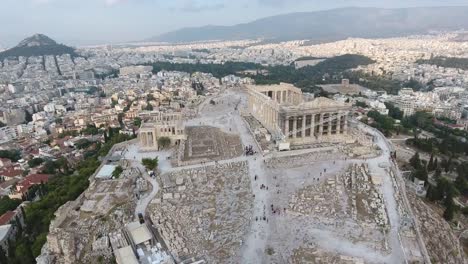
(1, 0, 467, 47)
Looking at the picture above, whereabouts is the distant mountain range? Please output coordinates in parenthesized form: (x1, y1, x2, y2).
(0, 34, 77, 60)
(149, 6, 468, 43)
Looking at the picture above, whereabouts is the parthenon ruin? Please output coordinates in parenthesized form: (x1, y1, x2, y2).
(247, 83, 351, 146)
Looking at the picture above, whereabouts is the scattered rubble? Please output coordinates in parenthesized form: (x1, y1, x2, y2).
(149, 161, 253, 263)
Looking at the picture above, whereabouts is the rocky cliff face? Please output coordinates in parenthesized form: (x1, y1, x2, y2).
(17, 34, 58, 48)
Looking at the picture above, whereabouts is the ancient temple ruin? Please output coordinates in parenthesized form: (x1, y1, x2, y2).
(247, 83, 351, 147)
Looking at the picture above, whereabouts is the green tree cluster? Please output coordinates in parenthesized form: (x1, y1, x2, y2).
(80, 124, 99, 135)
(416, 56, 468, 71)
(408, 152, 428, 182)
(366, 110, 395, 136)
(0, 196, 22, 215)
(0, 149, 21, 162)
(147, 55, 379, 96)
(74, 139, 93, 149)
(112, 166, 123, 178)
(58, 130, 79, 138)
(133, 117, 142, 127)
(384, 102, 404, 120)
(142, 158, 158, 171)
(5, 127, 133, 263)
(157, 137, 171, 149)
(27, 158, 44, 168)
(427, 177, 459, 221)
(40, 157, 69, 175)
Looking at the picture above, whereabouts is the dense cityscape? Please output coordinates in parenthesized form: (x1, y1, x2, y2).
(1, 3, 468, 264)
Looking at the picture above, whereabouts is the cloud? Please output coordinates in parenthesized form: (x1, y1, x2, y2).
(170, 0, 226, 12)
(180, 3, 225, 12)
(257, 0, 309, 6)
(104, 0, 127, 6)
(30, 0, 128, 6)
(31, 0, 54, 4)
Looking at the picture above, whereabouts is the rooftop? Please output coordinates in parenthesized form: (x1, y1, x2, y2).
(115, 246, 139, 264)
(0, 224, 12, 242)
(127, 221, 153, 246)
(0, 211, 16, 225)
(95, 164, 117, 179)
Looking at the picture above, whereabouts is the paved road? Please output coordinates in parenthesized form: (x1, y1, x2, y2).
(356, 122, 407, 263)
(354, 120, 431, 264)
(133, 160, 159, 218)
(120, 144, 168, 219)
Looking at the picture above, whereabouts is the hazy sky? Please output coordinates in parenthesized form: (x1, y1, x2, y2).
(1, 0, 467, 47)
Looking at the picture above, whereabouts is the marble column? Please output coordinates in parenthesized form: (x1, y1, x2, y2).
(271, 107, 278, 128)
(145, 132, 150, 146)
(265, 107, 269, 128)
(269, 107, 273, 127)
(153, 131, 158, 147)
(284, 116, 289, 138)
(268, 107, 273, 127)
(261, 104, 265, 124)
(328, 113, 333, 136)
(319, 114, 324, 137)
(311, 114, 315, 138)
(344, 113, 348, 134)
(269, 107, 273, 128)
(141, 132, 146, 147)
(268, 107, 271, 127)
(292, 116, 297, 138)
(302, 115, 306, 138)
(147, 132, 152, 146)
(336, 112, 341, 135)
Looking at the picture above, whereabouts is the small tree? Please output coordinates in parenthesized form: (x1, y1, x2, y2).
(443, 203, 455, 221)
(445, 156, 453, 173)
(0, 246, 7, 264)
(133, 117, 142, 127)
(413, 167, 428, 182)
(434, 167, 442, 179)
(142, 158, 158, 171)
(427, 153, 434, 171)
(117, 113, 124, 127)
(409, 152, 422, 169)
(28, 157, 44, 168)
(112, 166, 123, 178)
(24, 110, 33, 123)
(157, 137, 171, 149)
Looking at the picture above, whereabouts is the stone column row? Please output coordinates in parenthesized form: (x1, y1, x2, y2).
(261, 104, 277, 131)
(283, 112, 348, 140)
(140, 131, 158, 148)
(269, 90, 291, 104)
